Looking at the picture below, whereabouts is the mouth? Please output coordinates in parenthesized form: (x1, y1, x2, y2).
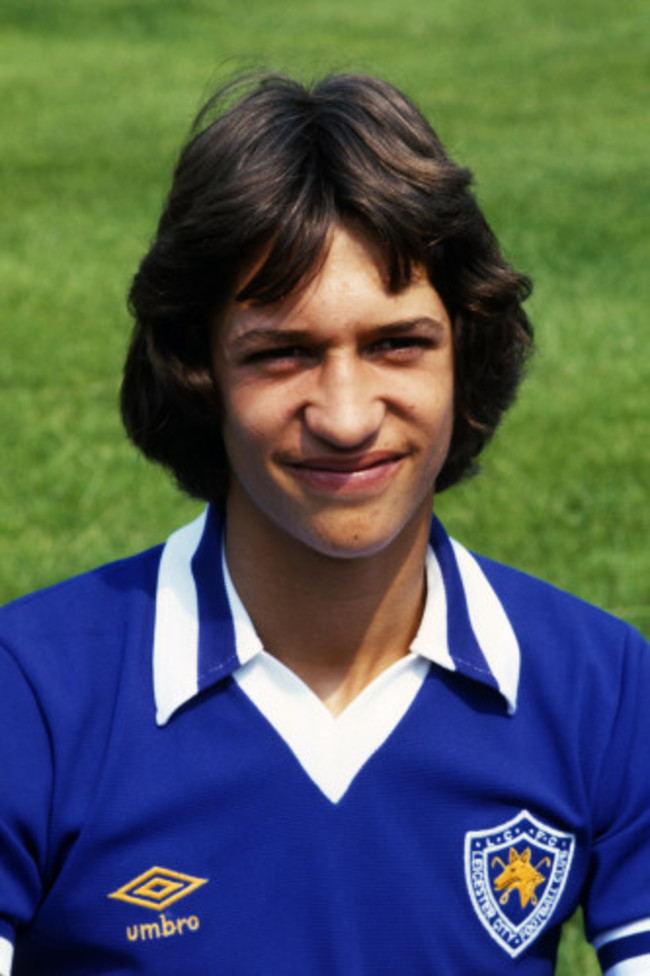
(285, 451, 407, 492)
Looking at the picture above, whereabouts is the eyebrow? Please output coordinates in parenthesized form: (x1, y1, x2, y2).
(369, 318, 447, 338)
(229, 328, 314, 352)
(229, 317, 447, 352)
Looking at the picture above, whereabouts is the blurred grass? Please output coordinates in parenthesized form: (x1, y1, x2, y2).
(1, 1, 647, 970)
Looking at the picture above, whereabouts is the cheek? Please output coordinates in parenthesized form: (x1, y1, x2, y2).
(221, 387, 290, 457)
(416, 389, 456, 469)
(410, 376, 455, 430)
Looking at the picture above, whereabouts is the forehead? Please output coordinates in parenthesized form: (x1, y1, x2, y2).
(230, 211, 434, 309)
(222, 224, 447, 341)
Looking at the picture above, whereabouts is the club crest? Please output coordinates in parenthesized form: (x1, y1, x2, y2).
(464, 810, 575, 958)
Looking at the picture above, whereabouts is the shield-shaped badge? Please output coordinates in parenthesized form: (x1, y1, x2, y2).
(464, 809, 575, 958)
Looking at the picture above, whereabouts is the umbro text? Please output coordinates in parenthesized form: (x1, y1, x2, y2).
(126, 913, 200, 942)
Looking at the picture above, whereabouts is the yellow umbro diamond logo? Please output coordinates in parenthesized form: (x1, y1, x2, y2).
(108, 866, 208, 911)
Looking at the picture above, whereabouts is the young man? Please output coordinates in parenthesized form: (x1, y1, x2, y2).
(0, 74, 648, 974)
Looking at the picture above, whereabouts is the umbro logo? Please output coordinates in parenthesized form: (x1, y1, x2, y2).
(108, 866, 208, 911)
(108, 866, 208, 944)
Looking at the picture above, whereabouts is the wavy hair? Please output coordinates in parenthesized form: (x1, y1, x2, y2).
(122, 72, 533, 500)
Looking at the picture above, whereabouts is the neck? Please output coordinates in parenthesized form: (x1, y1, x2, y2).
(224, 497, 432, 715)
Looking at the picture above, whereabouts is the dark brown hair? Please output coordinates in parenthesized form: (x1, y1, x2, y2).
(122, 72, 532, 500)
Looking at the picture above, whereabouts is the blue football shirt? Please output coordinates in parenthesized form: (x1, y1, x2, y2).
(0, 508, 649, 974)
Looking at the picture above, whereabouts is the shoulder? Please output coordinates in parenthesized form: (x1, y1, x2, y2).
(0, 545, 163, 693)
(473, 550, 645, 648)
(0, 545, 166, 831)
(0, 544, 163, 623)
(470, 550, 649, 715)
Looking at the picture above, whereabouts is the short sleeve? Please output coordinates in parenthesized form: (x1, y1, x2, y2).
(0, 644, 53, 955)
(583, 628, 650, 972)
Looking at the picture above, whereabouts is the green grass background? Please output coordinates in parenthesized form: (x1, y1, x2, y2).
(1, 1, 648, 971)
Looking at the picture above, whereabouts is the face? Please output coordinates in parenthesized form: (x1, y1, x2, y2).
(212, 225, 454, 562)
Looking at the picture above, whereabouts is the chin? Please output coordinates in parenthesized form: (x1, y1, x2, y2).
(291, 520, 416, 562)
(309, 540, 389, 561)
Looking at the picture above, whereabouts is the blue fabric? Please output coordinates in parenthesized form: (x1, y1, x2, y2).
(0, 520, 648, 974)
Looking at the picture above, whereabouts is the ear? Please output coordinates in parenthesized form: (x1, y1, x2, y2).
(521, 848, 531, 863)
(509, 848, 518, 863)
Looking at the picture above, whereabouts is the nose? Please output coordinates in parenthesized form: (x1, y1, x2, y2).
(303, 355, 384, 449)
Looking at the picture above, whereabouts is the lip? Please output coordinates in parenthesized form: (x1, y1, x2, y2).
(285, 451, 407, 493)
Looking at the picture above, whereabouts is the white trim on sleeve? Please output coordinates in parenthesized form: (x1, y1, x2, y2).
(595, 919, 650, 976)
(604, 955, 650, 976)
(0, 934, 13, 975)
(594, 919, 650, 950)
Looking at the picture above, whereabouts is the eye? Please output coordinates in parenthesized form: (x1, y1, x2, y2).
(243, 345, 316, 370)
(373, 336, 426, 351)
(248, 346, 304, 361)
(369, 336, 434, 360)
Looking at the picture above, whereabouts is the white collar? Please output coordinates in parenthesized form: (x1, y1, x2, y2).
(153, 507, 520, 727)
